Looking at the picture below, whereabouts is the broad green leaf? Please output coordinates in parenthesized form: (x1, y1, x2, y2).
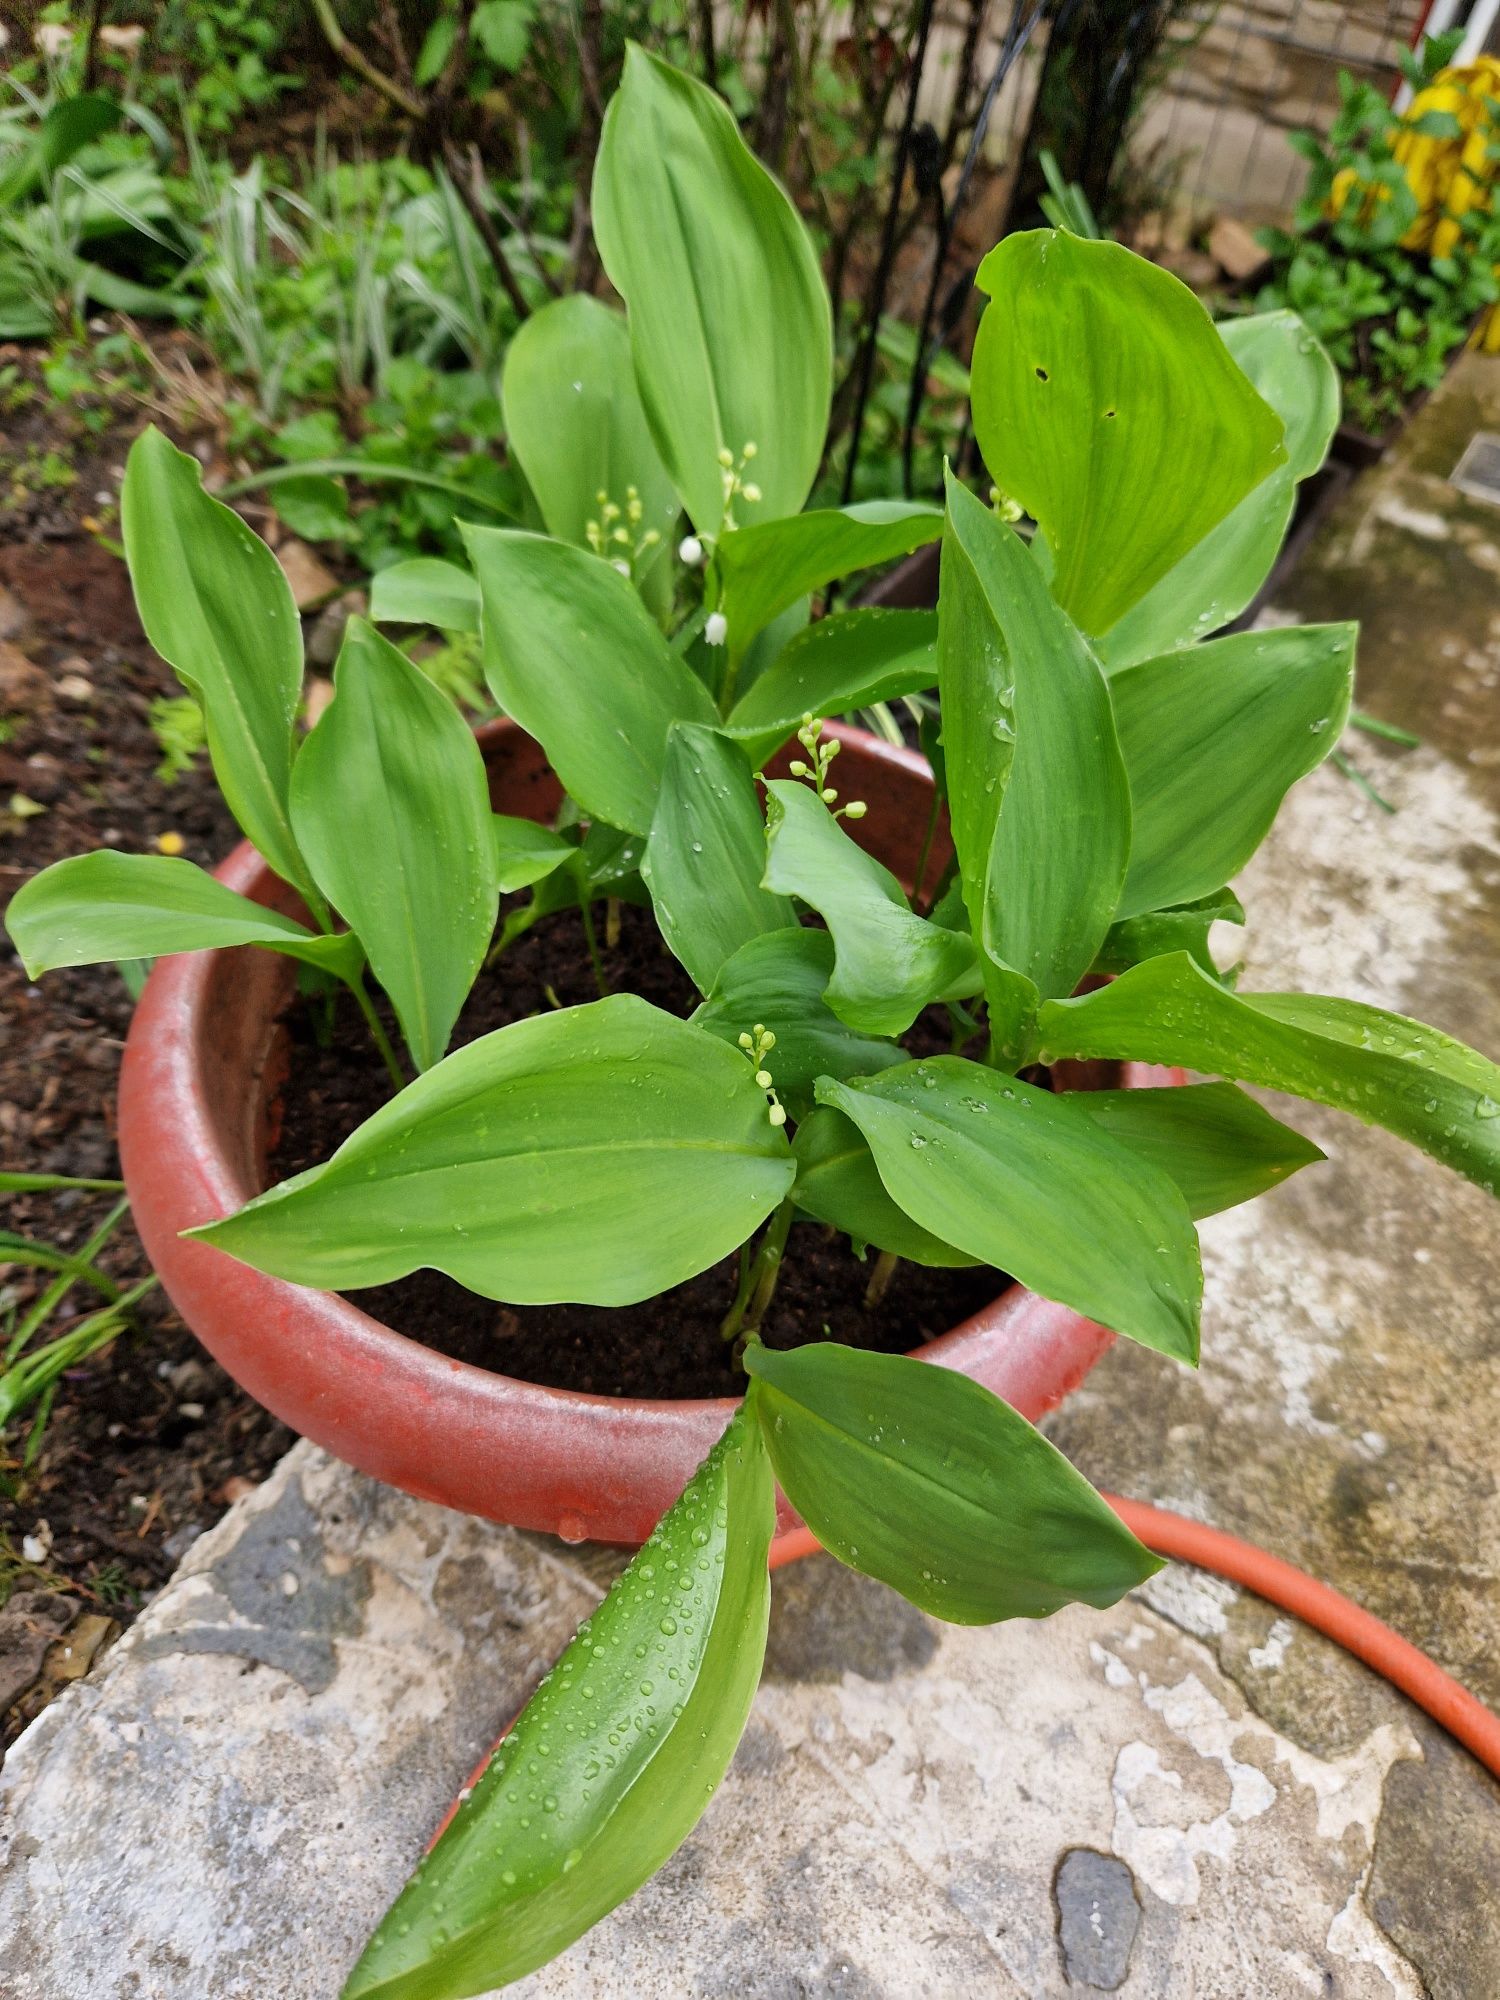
(790, 1106, 975, 1265)
(194, 996, 795, 1303)
(1077, 1082, 1324, 1217)
(715, 502, 941, 651)
(971, 231, 1285, 634)
(501, 293, 678, 605)
(593, 45, 832, 535)
(492, 816, 575, 893)
(290, 620, 499, 1073)
(1033, 953, 1500, 1194)
(342, 1410, 773, 2000)
(1094, 469, 1295, 673)
(642, 724, 793, 994)
(1113, 624, 1356, 918)
(369, 558, 481, 634)
(4, 852, 363, 982)
(940, 477, 1130, 1046)
(724, 609, 937, 767)
(121, 428, 317, 912)
(1095, 312, 1338, 670)
(1095, 888, 1245, 980)
(692, 929, 904, 1119)
(0, 93, 119, 205)
(1219, 311, 1339, 483)
(464, 526, 717, 836)
(817, 1059, 1202, 1361)
(744, 1340, 1159, 1623)
(762, 781, 978, 1038)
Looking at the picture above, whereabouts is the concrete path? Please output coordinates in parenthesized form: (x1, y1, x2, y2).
(4, 359, 1500, 1999)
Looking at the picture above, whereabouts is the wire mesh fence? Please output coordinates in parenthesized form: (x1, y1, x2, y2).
(1129, 0, 1428, 221)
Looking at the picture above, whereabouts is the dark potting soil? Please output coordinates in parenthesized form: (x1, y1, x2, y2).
(0, 351, 308, 1729)
(270, 900, 1013, 1400)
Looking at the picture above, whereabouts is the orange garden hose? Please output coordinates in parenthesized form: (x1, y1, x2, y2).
(769, 1501, 1500, 1783)
(429, 1499, 1500, 1858)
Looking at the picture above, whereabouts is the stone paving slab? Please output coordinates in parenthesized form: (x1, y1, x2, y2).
(4, 359, 1500, 1999)
(0, 1438, 1436, 2000)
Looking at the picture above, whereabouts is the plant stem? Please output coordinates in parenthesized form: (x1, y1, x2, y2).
(718, 642, 745, 718)
(349, 976, 407, 1091)
(721, 1197, 797, 1344)
(912, 788, 941, 908)
(864, 1247, 900, 1310)
(605, 896, 622, 950)
(578, 893, 610, 995)
(6, 1197, 130, 1364)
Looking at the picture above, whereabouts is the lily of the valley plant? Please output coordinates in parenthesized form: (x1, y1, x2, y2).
(10, 48, 1500, 2000)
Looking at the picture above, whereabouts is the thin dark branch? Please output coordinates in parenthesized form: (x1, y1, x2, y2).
(698, 0, 719, 88)
(568, 0, 606, 291)
(309, 0, 425, 118)
(899, 0, 1051, 490)
(478, 144, 563, 298)
(441, 137, 533, 320)
(839, 0, 939, 504)
(80, 0, 107, 91)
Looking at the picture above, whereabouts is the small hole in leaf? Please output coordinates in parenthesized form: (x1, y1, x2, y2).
(1034, 366, 1049, 381)
(1103, 407, 1117, 419)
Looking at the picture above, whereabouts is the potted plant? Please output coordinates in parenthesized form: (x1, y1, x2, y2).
(8, 46, 1500, 1999)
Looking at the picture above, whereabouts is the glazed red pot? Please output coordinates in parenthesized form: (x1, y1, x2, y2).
(119, 721, 1176, 1550)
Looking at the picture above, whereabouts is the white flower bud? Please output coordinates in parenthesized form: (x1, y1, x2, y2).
(678, 534, 704, 567)
(612, 559, 631, 576)
(843, 800, 868, 820)
(705, 611, 727, 646)
(741, 483, 762, 505)
(768, 1103, 787, 1127)
(755, 1069, 773, 1088)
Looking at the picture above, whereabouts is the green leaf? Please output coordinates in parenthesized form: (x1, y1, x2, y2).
(762, 781, 978, 1038)
(723, 609, 937, 767)
(971, 231, 1286, 634)
(1219, 311, 1340, 484)
(641, 724, 792, 994)
(471, 0, 535, 70)
(194, 996, 795, 1303)
(1034, 954, 1500, 1194)
(1112, 624, 1356, 918)
(593, 45, 832, 535)
(492, 816, 575, 893)
(290, 620, 499, 1073)
(816, 1059, 1202, 1361)
(0, 93, 120, 206)
(343, 1408, 773, 2000)
(1094, 469, 1295, 672)
(413, 13, 457, 84)
(714, 502, 941, 651)
(790, 1106, 975, 1265)
(4, 852, 363, 982)
(692, 928, 904, 1119)
(1095, 888, 1244, 980)
(1095, 312, 1338, 670)
(120, 428, 317, 914)
(272, 473, 355, 546)
(464, 526, 717, 836)
(369, 559, 481, 635)
(939, 477, 1130, 1045)
(744, 1341, 1159, 1623)
(501, 294, 678, 601)
(1077, 1082, 1324, 1217)
(0, 1172, 124, 1194)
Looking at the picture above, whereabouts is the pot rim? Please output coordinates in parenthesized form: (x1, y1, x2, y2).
(118, 720, 1179, 1544)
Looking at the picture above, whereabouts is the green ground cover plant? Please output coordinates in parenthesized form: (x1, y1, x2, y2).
(9, 43, 1500, 2000)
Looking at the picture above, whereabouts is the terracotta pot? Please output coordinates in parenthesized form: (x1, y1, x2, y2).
(119, 720, 1176, 1549)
